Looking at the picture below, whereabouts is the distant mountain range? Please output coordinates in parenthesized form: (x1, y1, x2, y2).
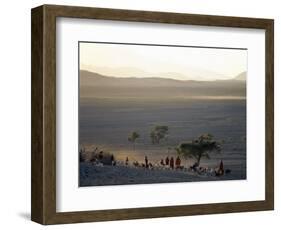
(80, 70, 246, 99)
(234, 71, 246, 81)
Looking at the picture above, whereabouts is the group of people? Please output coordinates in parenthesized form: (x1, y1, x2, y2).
(87, 147, 230, 177)
(160, 156, 182, 169)
(130, 156, 154, 169)
(126, 155, 183, 170)
(189, 160, 230, 177)
(123, 156, 229, 177)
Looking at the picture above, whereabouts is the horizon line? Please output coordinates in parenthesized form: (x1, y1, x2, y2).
(80, 69, 246, 82)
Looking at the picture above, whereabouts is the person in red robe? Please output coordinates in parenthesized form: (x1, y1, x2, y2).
(145, 156, 148, 168)
(165, 156, 170, 166)
(216, 160, 224, 176)
(219, 160, 224, 175)
(170, 157, 174, 169)
(175, 156, 181, 169)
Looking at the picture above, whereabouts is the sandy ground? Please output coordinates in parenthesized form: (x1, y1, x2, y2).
(79, 162, 244, 186)
(79, 98, 246, 186)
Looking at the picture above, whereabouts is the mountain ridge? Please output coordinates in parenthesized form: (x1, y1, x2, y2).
(79, 70, 246, 99)
(80, 70, 246, 87)
(234, 71, 246, 81)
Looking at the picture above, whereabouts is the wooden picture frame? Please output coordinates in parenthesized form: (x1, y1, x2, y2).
(31, 4, 274, 225)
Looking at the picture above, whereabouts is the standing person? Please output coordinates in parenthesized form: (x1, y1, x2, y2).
(176, 156, 181, 169)
(111, 154, 115, 166)
(160, 159, 164, 166)
(170, 157, 174, 169)
(125, 157, 129, 166)
(165, 156, 170, 166)
(98, 151, 103, 160)
(218, 160, 224, 175)
(145, 156, 148, 168)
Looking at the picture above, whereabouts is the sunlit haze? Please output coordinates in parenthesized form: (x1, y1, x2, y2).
(80, 42, 247, 81)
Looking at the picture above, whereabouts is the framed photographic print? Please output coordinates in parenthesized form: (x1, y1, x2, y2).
(31, 4, 274, 224)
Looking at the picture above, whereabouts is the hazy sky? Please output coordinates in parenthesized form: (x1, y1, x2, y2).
(80, 42, 247, 81)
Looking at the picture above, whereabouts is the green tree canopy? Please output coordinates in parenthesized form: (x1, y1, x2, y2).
(176, 134, 221, 165)
(150, 125, 169, 144)
(128, 131, 140, 150)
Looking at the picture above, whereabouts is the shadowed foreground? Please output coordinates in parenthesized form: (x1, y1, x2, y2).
(79, 162, 245, 186)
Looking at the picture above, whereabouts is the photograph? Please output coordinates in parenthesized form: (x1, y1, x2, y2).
(78, 42, 247, 186)
(30, 4, 274, 224)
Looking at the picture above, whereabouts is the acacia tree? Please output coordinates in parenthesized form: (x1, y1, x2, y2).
(128, 131, 140, 150)
(176, 134, 221, 166)
(150, 125, 169, 144)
